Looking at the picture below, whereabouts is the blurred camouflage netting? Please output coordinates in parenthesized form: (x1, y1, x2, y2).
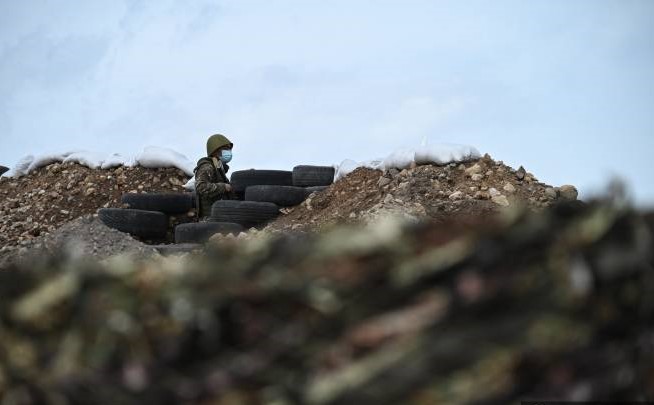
(0, 200, 653, 404)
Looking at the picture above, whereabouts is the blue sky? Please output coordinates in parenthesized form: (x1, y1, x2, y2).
(1, 0, 653, 204)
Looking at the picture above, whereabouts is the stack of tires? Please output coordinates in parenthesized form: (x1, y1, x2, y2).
(206, 165, 336, 231)
(98, 165, 336, 248)
(98, 193, 196, 242)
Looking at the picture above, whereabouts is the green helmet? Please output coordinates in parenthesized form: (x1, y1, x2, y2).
(206, 134, 233, 156)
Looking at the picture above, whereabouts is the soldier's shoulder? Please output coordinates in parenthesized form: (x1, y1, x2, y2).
(194, 158, 214, 173)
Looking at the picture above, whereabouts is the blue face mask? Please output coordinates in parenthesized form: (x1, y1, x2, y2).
(220, 149, 233, 163)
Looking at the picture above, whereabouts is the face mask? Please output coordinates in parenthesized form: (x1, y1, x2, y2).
(220, 149, 233, 163)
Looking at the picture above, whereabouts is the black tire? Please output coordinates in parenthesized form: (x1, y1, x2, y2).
(121, 193, 194, 214)
(0, 166, 8, 176)
(245, 185, 307, 207)
(174, 222, 243, 243)
(305, 186, 329, 196)
(211, 200, 279, 229)
(292, 165, 335, 187)
(230, 170, 293, 196)
(98, 208, 168, 240)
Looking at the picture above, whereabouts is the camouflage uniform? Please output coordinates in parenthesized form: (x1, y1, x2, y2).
(194, 157, 232, 218)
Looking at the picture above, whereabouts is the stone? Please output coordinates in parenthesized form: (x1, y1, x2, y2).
(516, 166, 526, 181)
(474, 191, 490, 200)
(377, 177, 392, 187)
(465, 164, 483, 176)
(169, 177, 183, 186)
(449, 191, 464, 200)
(471, 173, 483, 182)
(489, 188, 501, 197)
(558, 185, 578, 201)
(85, 188, 96, 197)
(545, 187, 558, 200)
(491, 195, 510, 207)
(503, 183, 516, 194)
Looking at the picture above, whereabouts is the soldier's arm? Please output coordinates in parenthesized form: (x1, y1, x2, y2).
(195, 165, 229, 197)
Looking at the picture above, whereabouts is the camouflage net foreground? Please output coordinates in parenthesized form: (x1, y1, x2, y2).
(0, 201, 653, 404)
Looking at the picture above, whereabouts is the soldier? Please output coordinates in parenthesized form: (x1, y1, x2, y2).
(194, 134, 235, 218)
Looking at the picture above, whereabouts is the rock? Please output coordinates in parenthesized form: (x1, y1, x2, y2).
(491, 195, 510, 207)
(85, 188, 96, 197)
(449, 191, 464, 200)
(169, 177, 183, 186)
(503, 183, 516, 194)
(545, 187, 558, 200)
(377, 177, 392, 187)
(465, 164, 483, 176)
(489, 188, 501, 197)
(558, 185, 578, 201)
(470, 173, 483, 182)
(474, 191, 490, 200)
(388, 168, 400, 177)
(516, 166, 526, 181)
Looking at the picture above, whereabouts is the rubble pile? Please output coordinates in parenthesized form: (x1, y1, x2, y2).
(267, 154, 578, 232)
(0, 201, 651, 403)
(0, 162, 191, 258)
(0, 215, 159, 266)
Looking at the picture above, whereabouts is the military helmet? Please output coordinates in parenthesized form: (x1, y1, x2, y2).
(206, 134, 233, 156)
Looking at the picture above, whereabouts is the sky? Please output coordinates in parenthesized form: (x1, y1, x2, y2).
(1, 0, 653, 204)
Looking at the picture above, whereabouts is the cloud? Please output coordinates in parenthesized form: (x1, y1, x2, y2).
(0, 1, 653, 204)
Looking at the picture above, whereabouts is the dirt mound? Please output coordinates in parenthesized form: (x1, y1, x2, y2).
(267, 154, 577, 232)
(0, 162, 191, 258)
(1, 215, 158, 266)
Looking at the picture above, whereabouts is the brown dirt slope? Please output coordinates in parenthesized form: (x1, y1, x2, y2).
(0, 162, 191, 255)
(267, 154, 577, 232)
